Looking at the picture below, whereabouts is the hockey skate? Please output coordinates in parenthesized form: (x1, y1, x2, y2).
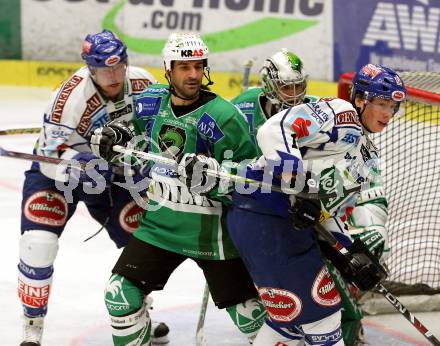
(20, 316, 44, 346)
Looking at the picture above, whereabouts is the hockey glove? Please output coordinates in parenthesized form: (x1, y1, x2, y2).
(288, 197, 321, 230)
(91, 120, 134, 162)
(177, 153, 220, 195)
(319, 238, 388, 291)
(350, 225, 387, 259)
(68, 152, 114, 188)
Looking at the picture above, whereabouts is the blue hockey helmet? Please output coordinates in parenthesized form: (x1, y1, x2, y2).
(81, 30, 127, 68)
(351, 64, 407, 105)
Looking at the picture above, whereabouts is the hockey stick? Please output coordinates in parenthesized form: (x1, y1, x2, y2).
(242, 60, 253, 92)
(112, 145, 362, 199)
(0, 145, 85, 168)
(0, 127, 40, 136)
(195, 282, 210, 346)
(315, 223, 440, 346)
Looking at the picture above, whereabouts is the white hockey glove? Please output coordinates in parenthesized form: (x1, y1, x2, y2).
(177, 153, 220, 195)
(91, 120, 134, 162)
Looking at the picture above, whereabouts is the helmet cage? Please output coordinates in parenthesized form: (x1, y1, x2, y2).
(260, 50, 307, 108)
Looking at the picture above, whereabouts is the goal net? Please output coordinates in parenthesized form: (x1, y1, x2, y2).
(338, 72, 440, 313)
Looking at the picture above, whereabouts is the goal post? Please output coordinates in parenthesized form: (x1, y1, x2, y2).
(338, 71, 440, 313)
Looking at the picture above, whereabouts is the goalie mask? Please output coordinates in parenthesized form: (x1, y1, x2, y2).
(351, 64, 407, 114)
(260, 49, 307, 109)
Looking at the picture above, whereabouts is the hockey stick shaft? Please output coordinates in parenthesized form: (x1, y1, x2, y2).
(0, 127, 40, 136)
(0, 146, 85, 168)
(112, 145, 362, 199)
(195, 282, 210, 346)
(315, 224, 440, 346)
(242, 60, 253, 92)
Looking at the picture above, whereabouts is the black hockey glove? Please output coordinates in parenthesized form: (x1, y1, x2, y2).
(319, 238, 388, 291)
(90, 120, 134, 162)
(288, 197, 321, 230)
(177, 153, 220, 195)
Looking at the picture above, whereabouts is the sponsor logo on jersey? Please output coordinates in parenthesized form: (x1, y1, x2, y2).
(291, 117, 312, 138)
(135, 96, 161, 118)
(77, 93, 103, 136)
(18, 279, 50, 309)
(119, 198, 148, 234)
(51, 75, 83, 123)
(236, 101, 255, 110)
(311, 266, 341, 307)
(306, 103, 329, 125)
(341, 132, 361, 145)
(109, 104, 133, 121)
(24, 191, 68, 226)
(258, 287, 302, 322)
(197, 113, 225, 143)
(336, 110, 361, 127)
(130, 78, 152, 93)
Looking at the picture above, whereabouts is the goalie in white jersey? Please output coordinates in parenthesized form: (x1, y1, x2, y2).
(226, 64, 406, 345)
(16, 30, 170, 346)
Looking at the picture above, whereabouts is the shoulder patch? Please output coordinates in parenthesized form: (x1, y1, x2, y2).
(335, 110, 361, 128)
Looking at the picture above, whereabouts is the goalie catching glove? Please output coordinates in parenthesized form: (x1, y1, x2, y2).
(319, 237, 388, 291)
(91, 120, 134, 162)
(177, 153, 221, 195)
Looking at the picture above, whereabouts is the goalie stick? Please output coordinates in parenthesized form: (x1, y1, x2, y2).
(315, 223, 440, 346)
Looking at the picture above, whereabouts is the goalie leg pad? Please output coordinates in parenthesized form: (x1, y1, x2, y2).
(105, 274, 152, 345)
(226, 297, 266, 343)
(18, 230, 58, 317)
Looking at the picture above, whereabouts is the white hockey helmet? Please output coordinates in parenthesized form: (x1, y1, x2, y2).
(260, 49, 307, 108)
(163, 32, 209, 71)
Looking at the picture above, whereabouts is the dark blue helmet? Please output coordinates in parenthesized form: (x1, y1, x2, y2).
(351, 64, 406, 104)
(81, 30, 127, 68)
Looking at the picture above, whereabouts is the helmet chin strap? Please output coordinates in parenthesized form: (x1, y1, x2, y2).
(165, 68, 214, 102)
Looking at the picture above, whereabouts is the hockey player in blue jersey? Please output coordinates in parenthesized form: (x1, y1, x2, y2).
(17, 30, 170, 346)
(224, 64, 406, 345)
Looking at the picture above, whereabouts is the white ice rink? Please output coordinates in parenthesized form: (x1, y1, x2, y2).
(0, 86, 439, 345)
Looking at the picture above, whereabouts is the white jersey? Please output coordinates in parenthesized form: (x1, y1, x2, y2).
(36, 66, 156, 180)
(256, 97, 380, 242)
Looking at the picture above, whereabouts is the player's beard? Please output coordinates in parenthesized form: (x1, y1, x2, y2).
(172, 78, 201, 101)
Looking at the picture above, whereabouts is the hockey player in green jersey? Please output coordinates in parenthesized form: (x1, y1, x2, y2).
(91, 32, 266, 345)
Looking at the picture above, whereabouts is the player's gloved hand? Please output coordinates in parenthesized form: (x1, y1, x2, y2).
(350, 225, 387, 259)
(344, 238, 388, 291)
(91, 120, 134, 162)
(288, 197, 321, 230)
(177, 153, 220, 195)
(69, 152, 114, 187)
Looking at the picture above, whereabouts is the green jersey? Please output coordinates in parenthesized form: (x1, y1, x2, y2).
(231, 87, 320, 145)
(131, 84, 257, 260)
